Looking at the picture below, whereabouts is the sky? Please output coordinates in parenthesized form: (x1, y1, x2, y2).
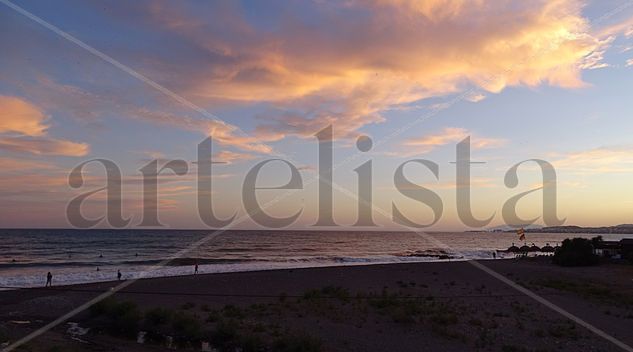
(1, 0, 633, 230)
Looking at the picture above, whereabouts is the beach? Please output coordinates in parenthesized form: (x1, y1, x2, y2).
(1, 258, 632, 351)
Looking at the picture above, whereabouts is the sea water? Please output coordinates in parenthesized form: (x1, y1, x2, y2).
(0, 229, 625, 288)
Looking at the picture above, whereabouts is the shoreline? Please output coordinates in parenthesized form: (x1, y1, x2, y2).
(1, 258, 517, 291)
(0, 256, 523, 290)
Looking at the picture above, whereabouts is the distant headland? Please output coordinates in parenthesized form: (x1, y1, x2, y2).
(495, 224, 633, 234)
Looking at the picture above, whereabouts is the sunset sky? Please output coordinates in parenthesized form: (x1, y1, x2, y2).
(1, 0, 633, 230)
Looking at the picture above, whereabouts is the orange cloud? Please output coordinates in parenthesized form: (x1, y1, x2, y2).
(133, 108, 274, 153)
(139, 0, 605, 141)
(0, 95, 49, 136)
(366, 0, 480, 20)
(0, 157, 54, 172)
(212, 150, 256, 164)
(3, 1, 611, 157)
(0, 136, 89, 157)
(0, 95, 89, 157)
(552, 146, 633, 173)
(396, 127, 506, 156)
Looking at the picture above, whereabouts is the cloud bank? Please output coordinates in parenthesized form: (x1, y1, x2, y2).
(132, 0, 608, 143)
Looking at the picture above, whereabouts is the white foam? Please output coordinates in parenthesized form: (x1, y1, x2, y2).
(0, 249, 527, 289)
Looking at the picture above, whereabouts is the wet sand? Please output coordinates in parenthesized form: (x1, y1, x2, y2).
(1, 258, 632, 351)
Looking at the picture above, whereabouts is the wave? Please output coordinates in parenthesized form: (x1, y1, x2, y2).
(0, 261, 105, 268)
(0, 249, 503, 269)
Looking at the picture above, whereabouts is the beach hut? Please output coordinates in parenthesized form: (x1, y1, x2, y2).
(541, 243, 555, 252)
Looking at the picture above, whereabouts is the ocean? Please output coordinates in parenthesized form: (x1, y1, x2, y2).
(0, 229, 626, 288)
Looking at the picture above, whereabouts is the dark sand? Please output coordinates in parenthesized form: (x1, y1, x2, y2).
(1, 258, 632, 351)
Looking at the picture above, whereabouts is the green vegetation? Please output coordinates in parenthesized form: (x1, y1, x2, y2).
(547, 322, 578, 340)
(80, 282, 607, 351)
(273, 333, 322, 352)
(89, 298, 142, 338)
(552, 237, 599, 266)
(221, 304, 245, 319)
(144, 307, 173, 327)
(172, 311, 203, 342)
(501, 345, 527, 352)
(85, 298, 322, 351)
(180, 301, 196, 310)
(533, 278, 633, 309)
(302, 285, 350, 303)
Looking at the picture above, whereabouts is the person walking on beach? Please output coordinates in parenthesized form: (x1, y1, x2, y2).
(117, 270, 122, 281)
(492, 251, 496, 259)
(194, 262, 199, 275)
(45, 272, 52, 287)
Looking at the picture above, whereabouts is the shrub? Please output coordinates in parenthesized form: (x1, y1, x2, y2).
(89, 298, 141, 338)
(222, 304, 244, 319)
(181, 302, 195, 310)
(172, 312, 202, 342)
(209, 319, 239, 349)
(144, 307, 173, 328)
(552, 238, 599, 266)
(548, 323, 578, 339)
(89, 297, 116, 317)
(238, 333, 266, 352)
(302, 286, 350, 303)
(321, 286, 350, 303)
(273, 332, 322, 352)
(430, 312, 458, 326)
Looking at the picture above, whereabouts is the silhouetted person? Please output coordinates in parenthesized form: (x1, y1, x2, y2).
(194, 263, 199, 274)
(96, 267, 100, 272)
(492, 251, 496, 259)
(99, 253, 103, 258)
(46, 272, 53, 287)
(117, 270, 122, 281)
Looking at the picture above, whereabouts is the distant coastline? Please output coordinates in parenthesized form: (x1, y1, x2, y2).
(509, 224, 633, 234)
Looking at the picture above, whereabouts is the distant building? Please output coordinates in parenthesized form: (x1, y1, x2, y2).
(593, 238, 633, 259)
(621, 239, 633, 258)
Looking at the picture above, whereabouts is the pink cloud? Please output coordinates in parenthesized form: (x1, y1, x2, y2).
(130, 0, 607, 141)
(0, 136, 89, 157)
(0, 95, 49, 136)
(0, 95, 89, 157)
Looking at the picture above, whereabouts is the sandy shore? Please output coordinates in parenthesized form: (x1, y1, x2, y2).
(1, 258, 632, 351)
